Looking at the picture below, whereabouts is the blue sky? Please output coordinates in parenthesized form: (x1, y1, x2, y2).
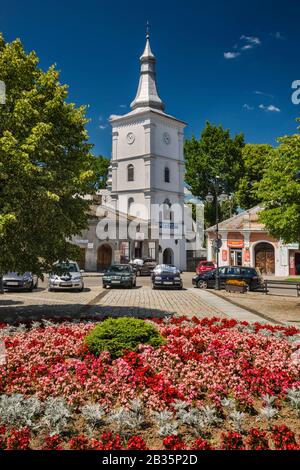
(1, 0, 299, 157)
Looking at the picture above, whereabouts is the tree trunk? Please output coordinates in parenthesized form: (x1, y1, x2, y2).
(0, 274, 4, 294)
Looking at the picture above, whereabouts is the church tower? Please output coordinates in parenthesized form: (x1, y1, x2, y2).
(109, 31, 187, 268)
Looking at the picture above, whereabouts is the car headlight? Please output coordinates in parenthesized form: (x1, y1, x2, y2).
(155, 276, 162, 280)
(174, 277, 181, 281)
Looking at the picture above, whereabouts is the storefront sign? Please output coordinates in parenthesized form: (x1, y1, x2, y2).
(74, 239, 89, 245)
(228, 240, 244, 248)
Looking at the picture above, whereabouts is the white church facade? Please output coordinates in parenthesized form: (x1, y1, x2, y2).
(72, 33, 205, 271)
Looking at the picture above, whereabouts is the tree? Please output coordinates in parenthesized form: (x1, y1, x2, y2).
(236, 144, 276, 210)
(92, 155, 110, 190)
(257, 121, 300, 243)
(0, 34, 100, 282)
(184, 121, 245, 227)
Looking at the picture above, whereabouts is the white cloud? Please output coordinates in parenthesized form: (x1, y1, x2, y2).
(241, 44, 253, 50)
(119, 104, 127, 108)
(241, 35, 261, 46)
(243, 104, 254, 111)
(259, 104, 281, 113)
(224, 51, 240, 59)
(224, 34, 261, 60)
(99, 124, 108, 130)
(254, 90, 274, 98)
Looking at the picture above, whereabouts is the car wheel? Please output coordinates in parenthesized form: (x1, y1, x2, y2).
(197, 280, 208, 289)
(28, 282, 34, 292)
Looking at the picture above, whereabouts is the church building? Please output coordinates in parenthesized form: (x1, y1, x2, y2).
(72, 32, 204, 271)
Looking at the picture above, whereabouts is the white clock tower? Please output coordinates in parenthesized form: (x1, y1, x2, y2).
(109, 32, 187, 268)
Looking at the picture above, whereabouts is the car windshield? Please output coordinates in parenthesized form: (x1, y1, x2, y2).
(107, 265, 131, 273)
(53, 263, 79, 274)
(202, 262, 214, 266)
(155, 265, 178, 273)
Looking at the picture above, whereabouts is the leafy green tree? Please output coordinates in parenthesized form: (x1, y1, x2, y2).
(257, 121, 300, 244)
(0, 34, 100, 283)
(236, 144, 276, 210)
(92, 155, 110, 190)
(184, 121, 245, 227)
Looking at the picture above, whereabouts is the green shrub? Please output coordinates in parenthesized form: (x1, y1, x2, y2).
(84, 317, 164, 358)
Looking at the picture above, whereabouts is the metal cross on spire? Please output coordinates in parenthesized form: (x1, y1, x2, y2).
(146, 20, 150, 39)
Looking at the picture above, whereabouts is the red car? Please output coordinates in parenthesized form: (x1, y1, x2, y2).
(196, 261, 215, 275)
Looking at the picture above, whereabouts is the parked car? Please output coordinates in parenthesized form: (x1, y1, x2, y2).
(102, 264, 136, 289)
(48, 261, 84, 292)
(130, 258, 156, 276)
(192, 266, 263, 291)
(2, 272, 38, 292)
(152, 264, 183, 290)
(136, 260, 156, 276)
(196, 260, 215, 275)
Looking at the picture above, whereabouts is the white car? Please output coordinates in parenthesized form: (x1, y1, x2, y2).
(48, 261, 84, 292)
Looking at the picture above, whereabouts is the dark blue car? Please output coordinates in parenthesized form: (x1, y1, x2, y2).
(152, 264, 183, 290)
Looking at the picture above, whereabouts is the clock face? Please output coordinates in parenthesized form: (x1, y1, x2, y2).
(126, 132, 135, 145)
(163, 132, 170, 145)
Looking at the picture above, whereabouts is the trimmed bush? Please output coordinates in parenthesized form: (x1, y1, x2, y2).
(84, 317, 164, 358)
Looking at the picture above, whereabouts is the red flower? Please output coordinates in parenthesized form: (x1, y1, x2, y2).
(6, 428, 31, 450)
(126, 436, 148, 450)
(163, 435, 186, 450)
(43, 435, 63, 450)
(246, 428, 269, 450)
(221, 432, 245, 450)
(191, 437, 214, 450)
(69, 435, 90, 450)
(271, 425, 298, 450)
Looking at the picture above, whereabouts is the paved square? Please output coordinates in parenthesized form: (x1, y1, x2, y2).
(95, 285, 225, 318)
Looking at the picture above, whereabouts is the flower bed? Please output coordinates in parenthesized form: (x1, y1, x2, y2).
(0, 316, 299, 450)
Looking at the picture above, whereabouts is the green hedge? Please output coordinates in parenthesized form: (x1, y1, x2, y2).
(84, 317, 164, 358)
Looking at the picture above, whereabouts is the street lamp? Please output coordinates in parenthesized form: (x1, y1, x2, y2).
(206, 177, 228, 290)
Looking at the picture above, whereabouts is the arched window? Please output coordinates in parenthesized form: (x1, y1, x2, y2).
(127, 164, 134, 182)
(164, 167, 170, 183)
(163, 198, 172, 220)
(128, 197, 134, 215)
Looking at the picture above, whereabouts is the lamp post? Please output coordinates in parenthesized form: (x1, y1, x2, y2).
(206, 177, 228, 290)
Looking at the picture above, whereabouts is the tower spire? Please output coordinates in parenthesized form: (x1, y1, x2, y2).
(130, 28, 165, 111)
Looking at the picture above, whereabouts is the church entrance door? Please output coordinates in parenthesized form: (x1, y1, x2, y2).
(97, 244, 113, 271)
(163, 248, 174, 265)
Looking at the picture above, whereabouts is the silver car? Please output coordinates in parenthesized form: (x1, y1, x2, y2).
(48, 261, 84, 292)
(2, 272, 38, 292)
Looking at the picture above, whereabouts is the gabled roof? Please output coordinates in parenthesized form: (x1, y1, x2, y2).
(206, 205, 266, 232)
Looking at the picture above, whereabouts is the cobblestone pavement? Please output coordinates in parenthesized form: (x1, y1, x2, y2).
(213, 290, 300, 325)
(0, 277, 104, 322)
(2, 272, 296, 325)
(0, 275, 227, 322)
(94, 286, 226, 319)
